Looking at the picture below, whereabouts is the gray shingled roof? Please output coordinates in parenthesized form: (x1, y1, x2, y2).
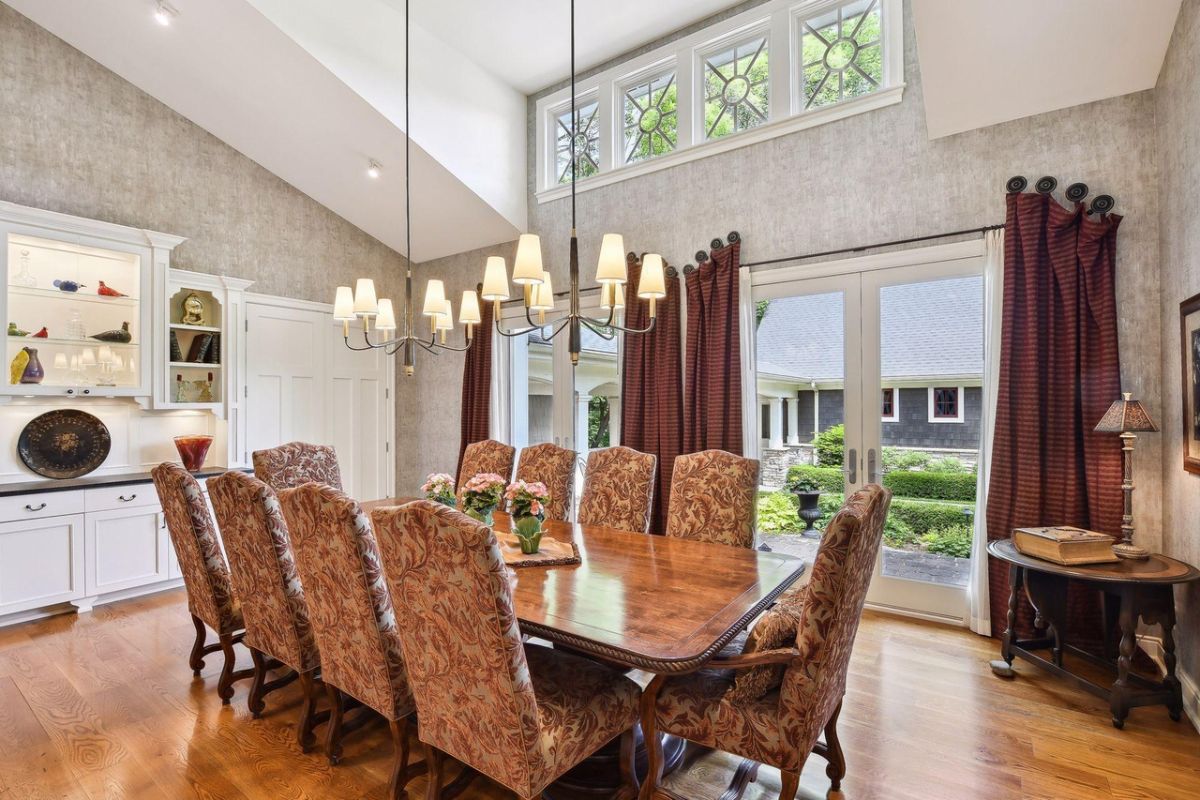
(755, 275, 983, 382)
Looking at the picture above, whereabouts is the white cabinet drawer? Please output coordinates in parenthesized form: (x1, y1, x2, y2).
(0, 490, 86, 523)
(84, 483, 157, 513)
(0, 513, 85, 615)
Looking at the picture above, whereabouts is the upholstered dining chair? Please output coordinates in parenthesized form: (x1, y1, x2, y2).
(278, 483, 421, 798)
(515, 442, 576, 521)
(577, 445, 658, 533)
(252, 441, 342, 491)
(665, 449, 760, 548)
(151, 463, 250, 704)
(208, 471, 323, 751)
(372, 500, 642, 800)
(639, 484, 892, 800)
(456, 439, 516, 506)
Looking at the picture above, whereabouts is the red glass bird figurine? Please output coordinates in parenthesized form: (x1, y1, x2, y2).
(30, 327, 48, 338)
(97, 281, 127, 297)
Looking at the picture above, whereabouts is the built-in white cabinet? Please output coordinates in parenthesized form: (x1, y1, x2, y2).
(83, 484, 169, 596)
(0, 511, 85, 616)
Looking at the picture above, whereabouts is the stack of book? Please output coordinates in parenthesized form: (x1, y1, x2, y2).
(184, 333, 220, 364)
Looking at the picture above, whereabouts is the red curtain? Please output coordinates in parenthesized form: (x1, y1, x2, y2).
(986, 192, 1124, 647)
(621, 254, 684, 535)
(683, 240, 743, 455)
(457, 288, 494, 481)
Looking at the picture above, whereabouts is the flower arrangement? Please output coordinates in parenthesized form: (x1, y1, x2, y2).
(505, 480, 550, 553)
(460, 472, 507, 524)
(421, 472, 456, 506)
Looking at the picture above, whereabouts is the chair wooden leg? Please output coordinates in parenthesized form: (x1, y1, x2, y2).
(719, 759, 761, 800)
(779, 770, 799, 800)
(189, 615, 207, 675)
(387, 716, 429, 797)
(325, 685, 346, 766)
(248, 648, 268, 718)
(614, 727, 639, 800)
(296, 671, 324, 753)
(639, 675, 667, 800)
(217, 633, 238, 704)
(424, 744, 446, 800)
(823, 701, 845, 792)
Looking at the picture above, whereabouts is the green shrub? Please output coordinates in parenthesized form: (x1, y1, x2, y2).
(883, 448, 933, 471)
(785, 465, 843, 494)
(890, 498, 975, 536)
(883, 515, 918, 548)
(757, 491, 800, 533)
(921, 525, 973, 558)
(814, 424, 845, 467)
(883, 470, 977, 502)
(925, 456, 970, 474)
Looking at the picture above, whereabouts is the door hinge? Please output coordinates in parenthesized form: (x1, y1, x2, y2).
(244, 385, 248, 398)
(385, 441, 390, 453)
(385, 388, 390, 399)
(244, 319, 249, 332)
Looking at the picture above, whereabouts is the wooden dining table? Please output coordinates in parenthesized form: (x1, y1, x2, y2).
(361, 499, 807, 797)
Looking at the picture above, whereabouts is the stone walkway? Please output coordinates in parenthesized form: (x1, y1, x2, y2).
(760, 533, 970, 587)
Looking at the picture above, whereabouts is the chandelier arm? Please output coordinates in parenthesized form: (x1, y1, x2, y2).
(429, 337, 474, 353)
(601, 316, 658, 335)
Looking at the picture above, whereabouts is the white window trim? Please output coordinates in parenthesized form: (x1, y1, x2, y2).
(927, 385, 965, 423)
(613, 57, 681, 168)
(881, 386, 898, 422)
(535, 0, 903, 203)
(547, 89, 601, 188)
(694, 21, 774, 145)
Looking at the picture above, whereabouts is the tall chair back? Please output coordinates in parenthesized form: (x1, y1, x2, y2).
(253, 441, 342, 491)
(665, 449, 759, 548)
(577, 445, 657, 533)
(515, 442, 576, 521)
(456, 439, 516, 506)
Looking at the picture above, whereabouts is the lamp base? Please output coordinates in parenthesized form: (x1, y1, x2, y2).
(1112, 542, 1150, 560)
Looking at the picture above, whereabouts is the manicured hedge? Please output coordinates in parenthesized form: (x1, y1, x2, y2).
(883, 470, 977, 502)
(785, 465, 844, 493)
(889, 498, 975, 535)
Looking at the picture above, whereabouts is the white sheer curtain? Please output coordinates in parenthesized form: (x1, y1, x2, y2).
(739, 268, 759, 460)
(968, 228, 1004, 636)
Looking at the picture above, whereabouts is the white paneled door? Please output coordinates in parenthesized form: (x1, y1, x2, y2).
(246, 299, 392, 500)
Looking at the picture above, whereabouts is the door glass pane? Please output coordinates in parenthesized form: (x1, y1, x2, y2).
(753, 290, 846, 561)
(507, 318, 558, 450)
(878, 275, 983, 587)
(572, 313, 622, 510)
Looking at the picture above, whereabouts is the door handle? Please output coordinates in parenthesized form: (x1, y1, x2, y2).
(24, 502, 47, 512)
(867, 448, 878, 484)
(844, 448, 857, 484)
(118, 493, 137, 502)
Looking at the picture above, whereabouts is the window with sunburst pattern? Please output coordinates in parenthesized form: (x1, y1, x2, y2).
(702, 34, 769, 140)
(555, 100, 600, 184)
(622, 70, 678, 164)
(799, 0, 883, 110)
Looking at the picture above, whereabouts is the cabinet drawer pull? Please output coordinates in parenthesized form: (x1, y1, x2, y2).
(118, 493, 137, 502)
(24, 503, 47, 512)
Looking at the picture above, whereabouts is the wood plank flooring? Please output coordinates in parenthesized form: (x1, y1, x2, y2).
(0, 589, 1196, 799)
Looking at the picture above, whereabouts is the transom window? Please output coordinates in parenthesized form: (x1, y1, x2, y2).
(555, 99, 600, 184)
(703, 35, 770, 140)
(799, 0, 883, 110)
(932, 387, 959, 419)
(623, 70, 678, 163)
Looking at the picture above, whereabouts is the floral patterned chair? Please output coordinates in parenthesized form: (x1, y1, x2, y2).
(252, 442, 343, 492)
(577, 446, 658, 533)
(278, 483, 420, 797)
(639, 485, 892, 800)
(208, 471, 323, 750)
(371, 500, 642, 800)
(515, 442, 576, 521)
(151, 463, 250, 704)
(456, 439, 516, 507)
(665, 449, 760, 549)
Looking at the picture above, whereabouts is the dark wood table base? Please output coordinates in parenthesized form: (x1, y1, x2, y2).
(543, 728, 684, 800)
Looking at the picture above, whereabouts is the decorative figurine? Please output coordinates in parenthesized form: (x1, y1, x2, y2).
(181, 292, 206, 326)
(10, 348, 29, 385)
(7, 322, 28, 337)
(19, 348, 44, 384)
(91, 321, 132, 344)
(12, 249, 36, 288)
(52, 279, 85, 293)
(97, 281, 127, 297)
(30, 327, 48, 338)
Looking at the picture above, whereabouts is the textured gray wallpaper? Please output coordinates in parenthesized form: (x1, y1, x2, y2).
(1155, 0, 1200, 712)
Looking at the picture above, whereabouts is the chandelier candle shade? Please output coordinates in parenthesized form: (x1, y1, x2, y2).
(1094, 393, 1159, 560)
(331, 0, 474, 376)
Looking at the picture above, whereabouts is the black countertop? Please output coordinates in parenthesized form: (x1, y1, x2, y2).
(0, 467, 244, 497)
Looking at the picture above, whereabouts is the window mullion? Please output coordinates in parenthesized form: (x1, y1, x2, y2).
(676, 51, 695, 150)
(768, 7, 791, 120)
(597, 81, 615, 174)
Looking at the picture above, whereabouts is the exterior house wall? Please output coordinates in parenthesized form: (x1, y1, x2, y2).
(819, 391, 845, 434)
(884, 387, 982, 449)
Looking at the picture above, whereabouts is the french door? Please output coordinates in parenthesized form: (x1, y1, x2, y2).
(751, 242, 985, 622)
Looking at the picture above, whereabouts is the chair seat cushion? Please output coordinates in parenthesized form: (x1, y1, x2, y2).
(727, 585, 807, 704)
(523, 644, 641, 794)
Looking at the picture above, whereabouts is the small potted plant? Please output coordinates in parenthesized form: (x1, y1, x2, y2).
(421, 473, 456, 507)
(787, 475, 824, 538)
(505, 480, 550, 554)
(460, 473, 507, 525)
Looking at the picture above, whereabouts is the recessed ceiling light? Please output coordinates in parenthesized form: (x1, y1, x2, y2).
(367, 159, 383, 179)
(154, 1, 177, 26)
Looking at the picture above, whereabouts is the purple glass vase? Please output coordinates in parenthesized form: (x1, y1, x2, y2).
(19, 347, 44, 384)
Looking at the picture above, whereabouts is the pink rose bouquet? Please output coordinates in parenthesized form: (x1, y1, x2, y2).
(421, 472, 456, 506)
(505, 480, 550, 553)
(461, 472, 507, 523)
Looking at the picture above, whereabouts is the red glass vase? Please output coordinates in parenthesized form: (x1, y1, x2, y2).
(174, 435, 214, 472)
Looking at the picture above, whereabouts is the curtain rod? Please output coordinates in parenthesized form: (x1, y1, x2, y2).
(694, 224, 1004, 272)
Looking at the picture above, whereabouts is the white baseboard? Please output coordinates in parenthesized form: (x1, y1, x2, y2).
(0, 579, 184, 629)
(1137, 633, 1199, 733)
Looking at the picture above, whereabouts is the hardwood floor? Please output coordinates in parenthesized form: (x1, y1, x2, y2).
(0, 589, 1197, 800)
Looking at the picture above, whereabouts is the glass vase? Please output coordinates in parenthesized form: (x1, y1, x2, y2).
(19, 348, 44, 384)
(174, 435, 214, 472)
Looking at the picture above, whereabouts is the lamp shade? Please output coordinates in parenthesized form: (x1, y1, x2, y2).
(596, 233, 627, 284)
(375, 298, 397, 331)
(531, 270, 555, 311)
(333, 286, 356, 320)
(353, 278, 378, 316)
(512, 234, 545, 285)
(459, 290, 482, 325)
(481, 256, 510, 300)
(601, 282, 625, 310)
(638, 253, 667, 299)
(435, 299, 454, 331)
(422, 279, 446, 316)
(1095, 392, 1159, 433)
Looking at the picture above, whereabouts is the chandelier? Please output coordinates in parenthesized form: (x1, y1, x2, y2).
(331, 0, 478, 377)
(480, 0, 666, 366)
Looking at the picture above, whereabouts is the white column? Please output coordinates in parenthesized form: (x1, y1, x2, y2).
(768, 397, 784, 450)
(813, 388, 821, 439)
(608, 395, 621, 447)
(785, 397, 800, 446)
(575, 393, 592, 456)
